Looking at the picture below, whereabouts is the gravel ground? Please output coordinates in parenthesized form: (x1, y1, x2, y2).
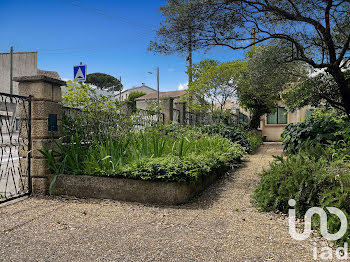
(0, 143, 332, 261)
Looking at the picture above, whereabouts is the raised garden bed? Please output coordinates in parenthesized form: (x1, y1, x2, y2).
(50, 167, 228, 205)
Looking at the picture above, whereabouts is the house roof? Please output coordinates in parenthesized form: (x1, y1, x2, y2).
(121, 83, 156, 94)
(0, 51, 38, 55)
(135, 90, 187, 101)
(37, 69, 61, 80)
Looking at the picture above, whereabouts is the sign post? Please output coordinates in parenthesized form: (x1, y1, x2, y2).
(73, 64, 87, 81)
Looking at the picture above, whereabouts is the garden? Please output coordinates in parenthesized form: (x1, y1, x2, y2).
(254, 108, 350, 245)
(41, 80, 262, 203)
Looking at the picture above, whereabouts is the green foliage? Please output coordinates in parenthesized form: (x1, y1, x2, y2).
(184, 59, 244, 113)
(255, 108, 350, 245)
(151, 0, 350, 118)
(282, 70, 350, 113)
(237, 44, 307, 129)
(193, 124, 262, 153)
(145, 100, 162, 115)
(41, 127, 244, 183)
(281, 111, 350, 154)
(62, 80, 132, 142)
(86, 72, 122, 91)
(127, 91, 146, 102)
(63, 80, 120, 111)
(254, 144, 350, 245)
(245, 131, 263, 153)
(38, 141, 68, 195)
(127, 91, 146, 112)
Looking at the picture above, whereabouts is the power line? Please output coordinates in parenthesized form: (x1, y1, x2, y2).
(58, 0, 155, 33)
(33, 0, 157, 54)
(35, 32, 153, 54)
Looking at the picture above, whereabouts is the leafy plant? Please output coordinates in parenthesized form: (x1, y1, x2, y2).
(38, 144, 67, 195)
(254, 131, 350, 245)
(281, 115, 348, 154)
(127, 91, 146, 112)
(193, 123, 262, 153)
(62, 80, 134, 143)
(41, 127, 245, 183)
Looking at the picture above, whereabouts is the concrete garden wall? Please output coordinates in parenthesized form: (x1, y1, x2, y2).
(50, 167, 227, 205)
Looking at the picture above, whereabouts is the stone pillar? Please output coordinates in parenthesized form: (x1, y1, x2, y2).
(174, 102, 186, 125)
(14, 75, 65, 195)
(121, 101, 133, 116)
(161, 98, 174, 124)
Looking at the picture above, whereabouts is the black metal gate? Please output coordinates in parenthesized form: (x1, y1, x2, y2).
(0, 93, 31, 204)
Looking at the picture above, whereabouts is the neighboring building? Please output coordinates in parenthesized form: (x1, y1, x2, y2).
(117, 83, 156, 101)
(0, 51, 61, 95)
(216, 101, 250, 117)
(259, 101, 312, 141)
(37, 69, 61, 80)
(135, 90, 187, 110)
(0, 52, 38, 95)
(0, 51, 61, 133)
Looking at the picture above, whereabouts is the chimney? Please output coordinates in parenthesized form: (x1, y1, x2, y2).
(142, 83, 146, 86)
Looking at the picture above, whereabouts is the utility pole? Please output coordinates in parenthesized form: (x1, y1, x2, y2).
(156, 67, 160, 122)
(119, 76, 122, 102)
(147, 68, 160, 120)
(251, 28, 256, 46)
(157, 67, 160, 106)
(10, 46, 13, 95)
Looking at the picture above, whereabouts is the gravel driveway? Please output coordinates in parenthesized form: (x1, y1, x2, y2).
(0, 143, 329, 261)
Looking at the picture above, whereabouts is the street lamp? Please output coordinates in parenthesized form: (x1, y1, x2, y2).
(148, 67, 160, 122)
(147, 67, 160, 107)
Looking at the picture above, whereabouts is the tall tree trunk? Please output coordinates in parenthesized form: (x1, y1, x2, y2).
(249, 112, 262, 130)
(329, 67, 350, 118)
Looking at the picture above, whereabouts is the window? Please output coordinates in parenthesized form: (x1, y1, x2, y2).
(267, 107, 288, 124)
(306, 109, 313, 119)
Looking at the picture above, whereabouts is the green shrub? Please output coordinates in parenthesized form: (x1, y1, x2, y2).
(190, 124, 262, 153)
(127, 91, 146, 112)
(197, 124, 249, 148)
(254, 143, 350, 245)
(244, 131, 263, 153)
(256, 107, 350, 245)
(281, 116, 348, 154)
(118, 150, 241, 182)
(42, 128, 244, 183)
(254, 151, 330, 216)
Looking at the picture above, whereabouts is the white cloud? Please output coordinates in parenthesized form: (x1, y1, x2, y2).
(178, 82, 188, 91)
(168, 68, 175, 72)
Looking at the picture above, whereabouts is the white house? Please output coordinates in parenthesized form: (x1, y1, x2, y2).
(117, 83, 156, 101)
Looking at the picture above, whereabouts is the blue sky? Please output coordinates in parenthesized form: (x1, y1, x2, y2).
(0, 0, 245, 91)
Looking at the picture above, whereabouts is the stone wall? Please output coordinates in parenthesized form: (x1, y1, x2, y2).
(14, 75, 65, 194)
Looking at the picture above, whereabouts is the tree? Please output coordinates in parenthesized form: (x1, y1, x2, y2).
(282, 69, 350, 112)
(86, 73, 123, 92)
(62, 80, 127, 141)
(127, 91, 146, 112)
(150, 0, 350, 117)
(237, 45, 306, 129)
(63, 80, 119, 110)
(184, 59, 243, 112)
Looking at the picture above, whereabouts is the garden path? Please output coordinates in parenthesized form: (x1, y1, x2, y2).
(0, 143, 328, 261)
